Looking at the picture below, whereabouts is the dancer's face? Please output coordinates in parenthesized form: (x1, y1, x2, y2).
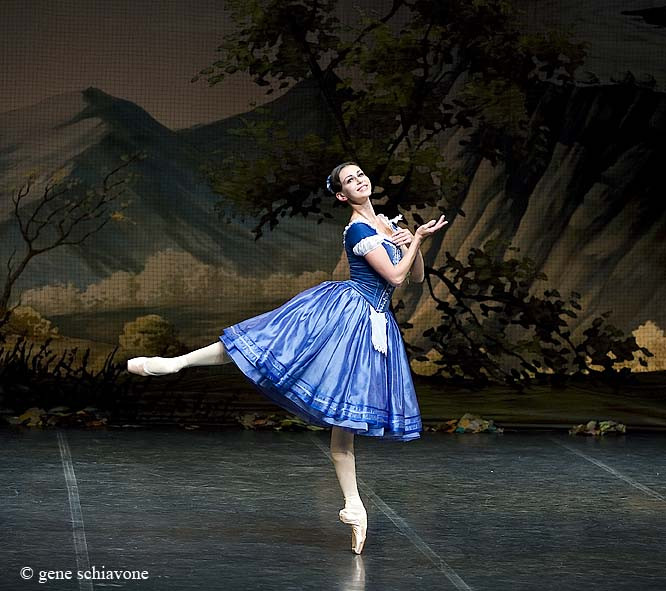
(336, 165, 372, 202)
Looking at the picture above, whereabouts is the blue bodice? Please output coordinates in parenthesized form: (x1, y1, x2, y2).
(342, 215, 403, 313)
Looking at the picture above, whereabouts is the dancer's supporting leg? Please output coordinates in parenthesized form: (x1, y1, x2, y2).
(127, 341, 232, 376)
(331, 426, 367, 554)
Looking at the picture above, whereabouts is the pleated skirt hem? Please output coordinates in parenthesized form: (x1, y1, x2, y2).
(219, 330, 421, 442)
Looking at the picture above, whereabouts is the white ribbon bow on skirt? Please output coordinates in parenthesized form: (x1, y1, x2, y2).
(369, 306, 388, 355)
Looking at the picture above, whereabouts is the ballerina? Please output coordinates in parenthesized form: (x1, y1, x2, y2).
(128, 161, 448, 554)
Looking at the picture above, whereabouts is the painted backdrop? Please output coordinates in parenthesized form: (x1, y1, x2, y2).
(1, 0, 665, 383)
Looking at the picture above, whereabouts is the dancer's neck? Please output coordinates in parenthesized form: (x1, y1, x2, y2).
(350, 203, 378, 225)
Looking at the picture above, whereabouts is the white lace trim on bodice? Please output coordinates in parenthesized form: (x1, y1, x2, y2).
(342, 213, 404, 246)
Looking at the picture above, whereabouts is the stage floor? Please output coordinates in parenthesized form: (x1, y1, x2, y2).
(2, 427, 665, 590)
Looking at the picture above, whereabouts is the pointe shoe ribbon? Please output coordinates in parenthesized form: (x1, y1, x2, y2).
(339, 506, 367, 555)
(127, 357, 167, 377)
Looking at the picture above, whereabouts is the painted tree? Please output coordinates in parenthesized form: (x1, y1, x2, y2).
(119, 314, 188, 358)
(1, 154, 141, 321)
(194, 0, 584, 235)
(193, 0, 648, 385)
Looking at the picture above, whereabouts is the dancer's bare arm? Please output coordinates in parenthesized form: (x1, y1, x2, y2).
(364, 215, 447, 287)
(392, 226, 424, 283)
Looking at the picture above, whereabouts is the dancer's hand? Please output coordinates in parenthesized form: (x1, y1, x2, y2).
(391, 227, 415, 248)
(414, 215, 448, 241)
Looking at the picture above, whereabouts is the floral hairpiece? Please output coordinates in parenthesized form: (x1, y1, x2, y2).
(326, 175, 334, 194)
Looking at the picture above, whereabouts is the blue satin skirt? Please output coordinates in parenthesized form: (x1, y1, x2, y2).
(219, 280, 422, 441)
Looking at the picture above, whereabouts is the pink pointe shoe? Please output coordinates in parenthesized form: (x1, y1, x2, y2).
(126, 357, 167, 377)
(339, 505, 367, 554)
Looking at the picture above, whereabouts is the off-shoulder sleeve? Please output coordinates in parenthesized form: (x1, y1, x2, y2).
(345, 222, 384, 257)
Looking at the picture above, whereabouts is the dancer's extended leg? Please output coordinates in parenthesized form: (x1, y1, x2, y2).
(331, 427, 367, 554)
(127, 341, 232, 376)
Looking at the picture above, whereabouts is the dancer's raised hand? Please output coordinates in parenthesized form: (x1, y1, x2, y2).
(415, 215, 448, 241)
(390, 227, 415, 248)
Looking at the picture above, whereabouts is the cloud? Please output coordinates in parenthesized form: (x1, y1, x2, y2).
(21, 249, 331, 315)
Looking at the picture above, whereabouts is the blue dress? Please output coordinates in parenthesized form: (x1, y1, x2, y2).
(219, 214, 422, 441)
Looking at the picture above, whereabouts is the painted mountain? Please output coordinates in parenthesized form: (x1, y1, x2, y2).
(0, 84, 343, 282)
(0, 83, 347, 344)
(399, 81, 666, 358)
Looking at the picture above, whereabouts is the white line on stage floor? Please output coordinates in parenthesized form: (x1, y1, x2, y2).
(311, 435, 474, 591)
(57, 431, 93, 591)
(549, 437, 666, 503)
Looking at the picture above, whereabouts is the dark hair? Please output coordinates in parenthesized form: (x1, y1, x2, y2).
(326, 161, 358, 195)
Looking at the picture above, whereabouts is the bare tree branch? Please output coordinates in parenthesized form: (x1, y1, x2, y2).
(0, 153, 141, 312)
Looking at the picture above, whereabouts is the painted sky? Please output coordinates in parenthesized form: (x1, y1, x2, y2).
(0, 0, 262, 129)
(2, 0, 665, 129)
(0, 0, 393, 129)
